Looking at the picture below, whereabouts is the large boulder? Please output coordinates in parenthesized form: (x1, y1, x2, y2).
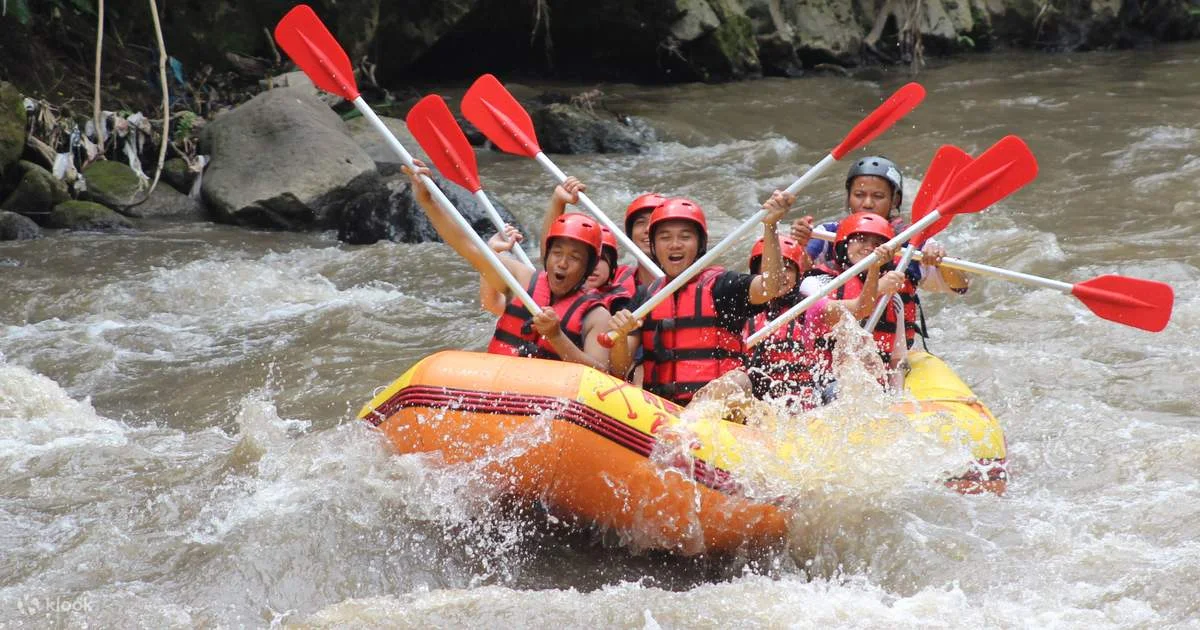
(530, 103, 653, 154)
(0, 210, 40, 240)
(200, 87, 386, 230)
(82, 160, 145, 213)
(48, 200, 135, 232)
(1, 161, 69, 222)
(0, 82, 25, 177)
(338, 172, 527, 247)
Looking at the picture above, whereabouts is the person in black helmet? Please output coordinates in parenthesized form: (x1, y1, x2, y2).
(797, 155, 969, 295)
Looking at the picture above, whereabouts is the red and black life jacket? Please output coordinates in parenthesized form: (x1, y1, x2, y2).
(640, 267, 745, 405)
(487, 271, 605, 360)
(743, 305, 831, 408)
(810, 262, 921, 356)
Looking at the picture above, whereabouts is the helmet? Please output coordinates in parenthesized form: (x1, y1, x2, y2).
(834, 212, 895, 266)
(845, 155, 903, 207)
(543, 213, 602, 284)
(648, 197, 708, 259)
(624, 192, 668, 235)
(749, 236, 807, 275)
(597, 226, 618, 284)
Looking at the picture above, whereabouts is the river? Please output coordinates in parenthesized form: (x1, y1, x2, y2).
(2, 43, 1198, 628)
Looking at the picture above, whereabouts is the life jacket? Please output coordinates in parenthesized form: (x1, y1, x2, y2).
(640, 267, 745, 405)
(809, 262, 920, 357)
(612, 264, 640, 295)
(590, 268, 635, 313)
(487, 271, 605, 360)
(743, 303, 831, 409)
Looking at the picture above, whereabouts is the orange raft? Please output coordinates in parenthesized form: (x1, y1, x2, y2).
(358, 350, 1007, 555)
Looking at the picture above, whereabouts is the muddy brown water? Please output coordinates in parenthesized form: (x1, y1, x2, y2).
(2, 44, 1198, 627)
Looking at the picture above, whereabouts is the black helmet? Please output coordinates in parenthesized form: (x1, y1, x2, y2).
(845, 156, 903, 207)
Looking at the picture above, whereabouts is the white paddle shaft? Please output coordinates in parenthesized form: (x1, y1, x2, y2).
(809, 228, 1074, 293)
(533, 153, 665, 279)
(473, 189, 534, 268)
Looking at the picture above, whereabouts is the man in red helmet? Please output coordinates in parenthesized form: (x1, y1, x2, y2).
(606, 191, 795, 406)
(403, 161, 613, 372)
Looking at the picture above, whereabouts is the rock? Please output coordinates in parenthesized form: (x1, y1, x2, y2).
(0, 210, 41, 240)
(129, 183, 207, 220)
(663, 0, 762, 81)
(161, 158, 197, 195)
(1, 161, 69, 221)
(0, 82, 25, 177)
(200, 87, 386, 230)
(83, 160, 146, 212)
(530, 103, 651, 155)
(338, 172, 526, 246)
(48, 200, 135, 232)
(344, 114, 423, 176)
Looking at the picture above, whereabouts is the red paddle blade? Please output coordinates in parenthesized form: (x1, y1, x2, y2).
(274, 5, 359, 101)
(1072, 275, 1175, 332)
(830, 83, 926, 159)
(911, 145, 972, 246)
(461, 74, 542, 158)
(407, 95, 482, 193)
(936, 135, 1038, 217)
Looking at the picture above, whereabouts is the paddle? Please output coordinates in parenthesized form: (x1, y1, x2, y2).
(807, 227, 1174, 332)
(406, 94, 535, 269)
(747, 134, 1039, 347)
(274, 5, 542, 315)
(863, 144, 972, 331)
(595, 82, 926, 348)
(460, 74, 665, 279)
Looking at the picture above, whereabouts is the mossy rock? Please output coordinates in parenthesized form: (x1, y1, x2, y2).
(48, 200, 135, 232)
(0, 210, 41, 240)
(1, 161, 69, 217)
(83, 160, 145, 212)
(161, 158, 196, 195)
(0, 82, 26, 176)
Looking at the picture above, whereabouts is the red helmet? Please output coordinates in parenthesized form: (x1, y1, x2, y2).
(544, 213, 602, 283)
(649, 197, 709, 259)
(749, 236, 808, 275)
(596, 226, 619, 284)
(834, 212, 894, 266)
(624, 192, 668, 235)
(599, 225, 618, 255)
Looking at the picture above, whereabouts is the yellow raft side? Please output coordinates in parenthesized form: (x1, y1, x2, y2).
(362, 350, 1005, 494)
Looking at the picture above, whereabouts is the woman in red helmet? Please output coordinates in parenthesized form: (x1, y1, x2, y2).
(798, 212, 907, 372)
(607, 191, 795, 406)
(741, 235, 829, 408)
(480, 176, 636, 315)
(403, 161, 612, 372)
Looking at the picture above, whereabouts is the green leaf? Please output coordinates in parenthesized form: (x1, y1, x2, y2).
(7, 0, 34, 25)
(70, 0, 97, 16)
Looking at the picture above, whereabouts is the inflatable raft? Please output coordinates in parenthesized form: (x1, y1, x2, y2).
(358, 351, 1007, 555)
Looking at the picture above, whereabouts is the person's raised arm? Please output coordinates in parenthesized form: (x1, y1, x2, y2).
(918, 239, 970, 293)
(479, 225, 525, 315)
(540, 176, 586, 242)
(403, 161, 533, 289)
(749, 190, 795, 304)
